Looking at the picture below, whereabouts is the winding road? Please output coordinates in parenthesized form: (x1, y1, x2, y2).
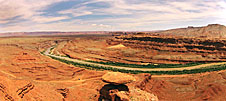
(44, 46, 226, 72)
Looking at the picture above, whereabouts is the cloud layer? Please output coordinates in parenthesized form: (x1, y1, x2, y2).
(0, 0, 226, 32)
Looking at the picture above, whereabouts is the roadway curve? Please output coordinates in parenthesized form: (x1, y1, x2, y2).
(43, 46, 226, 72)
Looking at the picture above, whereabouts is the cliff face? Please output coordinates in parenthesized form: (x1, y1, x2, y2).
(157, 24, 226, 38)
(107, 35, 226, 63)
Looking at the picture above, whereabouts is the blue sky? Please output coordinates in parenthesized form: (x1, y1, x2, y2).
(0, 0, 226, 32)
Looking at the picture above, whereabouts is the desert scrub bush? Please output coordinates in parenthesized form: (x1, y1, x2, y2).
(49, 45, 57, 54)
(40, 50, 45, 54)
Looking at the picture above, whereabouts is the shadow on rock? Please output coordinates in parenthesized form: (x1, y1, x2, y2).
(98, 84, 129, 101)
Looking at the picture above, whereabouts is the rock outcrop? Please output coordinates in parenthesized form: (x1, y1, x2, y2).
(99, 72, 158, 101)
(102, 72, 136, 85)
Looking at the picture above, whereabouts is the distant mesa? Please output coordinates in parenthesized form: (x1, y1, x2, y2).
(188, 26, 194, 28)
(156, 24, 226, 38)
(0, 31, 112, 37)
(207, 24, 223, 26)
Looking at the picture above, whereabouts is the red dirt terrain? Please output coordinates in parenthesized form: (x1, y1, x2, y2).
(0, 37, 106, 100)
(0, 36, 158, 100)
(1, 24, 226, 100)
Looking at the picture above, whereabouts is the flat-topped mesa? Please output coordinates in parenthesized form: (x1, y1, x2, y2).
(102, 72, 136, 85)
(207, 24, 224, 27)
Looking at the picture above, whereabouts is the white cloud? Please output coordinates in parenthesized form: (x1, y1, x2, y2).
(31, 16, 69, 23)
(58, 6, 93, 17)
(0, 0, 68, 23)
(0, 0, 226, 32)
(0, 20, 9, 24)
(81, 0, 226, 30)
(218, 1, 226, 18)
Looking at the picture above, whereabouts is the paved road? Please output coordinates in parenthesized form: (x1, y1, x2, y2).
(44, 47, 226, 71)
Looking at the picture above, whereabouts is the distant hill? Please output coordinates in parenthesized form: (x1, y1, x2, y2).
(0, 31, 111, 37)
(156, 24, 226, 38)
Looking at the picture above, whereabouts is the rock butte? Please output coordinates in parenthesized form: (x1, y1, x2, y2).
(102, 72, 136, 85)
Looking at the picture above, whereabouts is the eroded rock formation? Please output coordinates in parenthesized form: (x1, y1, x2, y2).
(107, 34, 226, 64)
(102, 72, 136, 85)
(99, 72, 158, 101)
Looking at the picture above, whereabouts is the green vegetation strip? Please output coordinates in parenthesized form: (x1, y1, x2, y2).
(40, 50, 45, 54)
(48, 55, 226, 75)
(86, 60, 203, 69)
(49, 45, 56, 54)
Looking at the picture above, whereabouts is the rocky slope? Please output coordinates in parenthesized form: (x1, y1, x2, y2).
(107, 35, 226, 63)
(156, 24, 226, 38)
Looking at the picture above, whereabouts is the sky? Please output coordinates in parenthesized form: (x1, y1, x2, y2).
(0, 0, 226, 32)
